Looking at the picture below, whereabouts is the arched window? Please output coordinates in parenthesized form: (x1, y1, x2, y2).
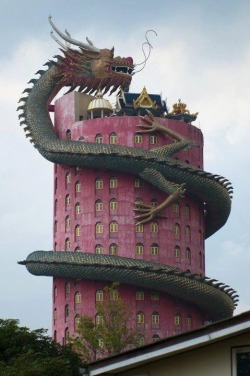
(137, 334, 145, 346)
(134, 178, 143, 188)
(96, 313, 104, 325)
(109, 221, 118, 233)
(98, 337, 104, 348)
(53, 308, 57, 321)
(95, 244, 103, 254)
(109, 198, 117, 211)
(152, 312, 160, 324)
(109, 243, 118, 255)
(75, 181, 81, 193)
(65, 327, 70, 342)
(109, 132, 118, 144)
(54, 220, 57, 233)
(54, 242, 57, 251)
(66, 129, 71, 140)
(136, 243, 144, 255)
(54, 286, 57, 302)
(174, 314, 181, 326)
(185, 225, 191, 241)
(95, 222, 103, 234)
(173, 201, 179, 214)
(184, 204, 190, 220)
(109, 290, 119, 300)
(152, 334, 160, 343)
(174, 223, 180, 238)
(135, 223, 144, 233)
(74, 315, 80, 331)
(75, 225, 81, 237)
(135, 198, 143, 205)
(151, 199, 158, 207)
(96, 290, 103, 302)
(150, 134, 157, 144)
(54, 199, 57, 215)
(65, 216, 70, 230)
(65, 282, 71, 295)
(65, 238, 70, 250)
(186, 315, 192, 327)
(151, 243, 159, 255)
(136, 311, 145, 324)
(185, 247, 191, 263)
(109, 176, 118, 189)
(199, 230, 202, 245)
(174, 245, 180, 258)
(151, 221, 158, 233)
(151, 292, 159, 301)
(95, 134, 103, 144)
(65, 305, 70, 320)
(75, 203, 81, 215)
(134, 133, 142, 144)
(95, 178, 103, 190)
(136, 291, 144, 301)
(65, 194, 71, 209)
(54, 330, 57, 341)
(66, 172, 71, 185)
(95, 199, 103, 212)
(75, 247, 81, 252)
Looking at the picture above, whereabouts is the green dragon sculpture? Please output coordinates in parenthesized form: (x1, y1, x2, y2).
(18, 18, 237, 321)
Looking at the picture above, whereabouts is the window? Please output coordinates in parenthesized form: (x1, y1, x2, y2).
(135, 178, 143, 188)
(136, 291, 144, 301)
(185, 247, 191, 262)
(109, 132, 118, 144)
(95, 178, 103, 190)
(65, 238, 70, 250)
(54, 286, 58, 301)
(137, 334, 145, 346)
(174, 245, 180, 258)
(150, 134, 157, 144)
(98, 337, 104, 348)
(95, 244, 103, 254)
(54, 330, 57, 341)
(65, 305, 70, 319)
(152, 312, 160, 324)
(66, 172, 71, 185)
(136, 243, 144, 255)
(151, 292, 159, 301)
(135, 223, 144, 233)
(232, 346, 250, 376)
(75, 291, 81, 304)
(75, 247, 81, 252)
(136, 311, 145, 324)
(74, 315, 80, 331)
(65, 328, 69, 342)
(185, 225, 191, 241)
(95, 199, 103, 212)
(109, 198, 117, 211)
(96, 290, 103, 302)
(55, 177, 57, 191)
(174, 223, 180, 237)
(184, 204, 190, 220)
(134, 133, 142, 143)
(109, 221, 118, 233)
(54, 199, 57, 215)
(95, 134, 103, 144)
(151, 243, 159, 255)
(65, 194, 71, 209)
(151, 199, 158, 207)
(152, 334, 160, 343)
(135, 198, 143, 205)
(199, 230, 202, 245)
(186, 315, 192, 327)
(75, 203, 81, 215)
(110, 290, 119, 300)
(95, 222, 103, 234)
(53, 308, 57, 320)
(54, 220, 57, 233)
(199, 251, 202, 268)
(65, 282, 71, 295)
(109, 177, 118, 189)
(173, 201, 179, 214)
(109, 243, 118, 255)
(65, 216, 70, 229)
(75, 181, 81, 193)
(75, 225, 81, 237)
(175, 314, 181, 326)
(96, 314, 104, 325)
(66, 129, 71, 140)
(151, 221, 158, 233)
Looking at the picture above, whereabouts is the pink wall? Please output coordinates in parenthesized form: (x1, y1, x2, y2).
(52, 92, 207, 345)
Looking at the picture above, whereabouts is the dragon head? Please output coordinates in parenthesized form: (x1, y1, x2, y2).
(49, 17, 134, 95)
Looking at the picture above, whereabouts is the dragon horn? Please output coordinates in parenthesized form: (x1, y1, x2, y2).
(48, 16, 100, 53)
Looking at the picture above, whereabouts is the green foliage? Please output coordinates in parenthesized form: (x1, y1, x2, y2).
(71, 283, 142, 363)
(0, 319, 81, 375)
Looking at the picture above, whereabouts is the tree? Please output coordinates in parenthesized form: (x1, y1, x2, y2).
(71, 283, 142, 363)
(0, 319, 81, 375)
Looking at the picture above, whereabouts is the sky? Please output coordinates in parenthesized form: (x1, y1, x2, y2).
(1, 0, 250, 332)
